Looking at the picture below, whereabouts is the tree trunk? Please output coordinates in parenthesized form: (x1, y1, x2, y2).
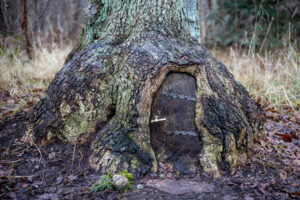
(30, 0, 265, 177)
(21, 0, 32, 59)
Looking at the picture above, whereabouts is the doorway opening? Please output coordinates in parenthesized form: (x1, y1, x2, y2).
(150, 72, 202, 174)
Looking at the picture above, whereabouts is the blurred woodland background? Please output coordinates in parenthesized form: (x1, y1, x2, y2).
(0, 0, 88, 46)
(0, 0, 299, 117)
(1, 0, 299, 49)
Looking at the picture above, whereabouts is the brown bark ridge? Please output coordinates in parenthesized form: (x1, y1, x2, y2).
(30, 0, 265, 177)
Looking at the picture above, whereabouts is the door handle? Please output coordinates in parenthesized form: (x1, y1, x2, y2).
(151, 116, 167, 123)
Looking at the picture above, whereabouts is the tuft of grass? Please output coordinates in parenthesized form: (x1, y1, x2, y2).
(0, 44, 71, 96)
(90, 173, 114, 193)
(211, 45, 300, 113)
(1, 40, 298, 116)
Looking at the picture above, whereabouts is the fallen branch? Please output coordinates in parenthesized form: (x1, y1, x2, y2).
(0, 175, 38, 179)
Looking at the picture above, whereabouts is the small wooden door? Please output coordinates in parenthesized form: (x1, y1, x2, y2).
(150, 73, 201, 174)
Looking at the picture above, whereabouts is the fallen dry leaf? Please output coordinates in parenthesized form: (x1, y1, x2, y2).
(265, 106, 275, 112)
(32, 88, 43, 93)
(281, 134, 292, 142)
(1, 110, 14, 118)
(26, 101, 34, 106)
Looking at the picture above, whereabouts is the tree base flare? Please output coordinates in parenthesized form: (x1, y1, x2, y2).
(31, 31, 265, 177)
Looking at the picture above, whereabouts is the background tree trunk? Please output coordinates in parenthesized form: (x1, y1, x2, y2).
(0, 0, 88, 45)
(21, 0, 32, 59)
(30, 0, 265, 177)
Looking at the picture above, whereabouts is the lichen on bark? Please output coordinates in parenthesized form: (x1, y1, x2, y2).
(30, 0, 265, 177)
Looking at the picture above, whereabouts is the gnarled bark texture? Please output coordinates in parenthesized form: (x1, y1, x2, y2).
(30, 0, 265, 177)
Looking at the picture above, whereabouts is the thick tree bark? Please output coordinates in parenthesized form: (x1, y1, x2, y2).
(30, 0, 265, 177)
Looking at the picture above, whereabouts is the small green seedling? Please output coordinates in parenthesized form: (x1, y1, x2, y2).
(119, 170, 133, 192)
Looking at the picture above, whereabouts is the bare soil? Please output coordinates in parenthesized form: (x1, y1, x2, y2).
(0, 109, 299, 200)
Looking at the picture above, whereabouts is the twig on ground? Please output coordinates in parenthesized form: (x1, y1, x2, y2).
(34, 143, 43, 162)
(0, 175, 37, 179)
(6, 131, 16, 153)
(2, 160, 21, 164)
(71, 144, 76, 168)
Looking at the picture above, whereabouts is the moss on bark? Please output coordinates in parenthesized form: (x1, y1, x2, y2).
(30, 0, 265, 177)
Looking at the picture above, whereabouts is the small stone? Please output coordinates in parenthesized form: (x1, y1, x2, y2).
(136, 184, 144, 190)
(159, 174, 165, 179)
(35, 165, 40, 169)
(56, 177, 63, 185)
(112, 174, 128, 190)
(48, 152, 56, 160)
(47, 132, 55, 141)
(27, 176, 33, 182)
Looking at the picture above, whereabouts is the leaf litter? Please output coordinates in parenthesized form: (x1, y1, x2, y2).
(0, 97, 299, 199)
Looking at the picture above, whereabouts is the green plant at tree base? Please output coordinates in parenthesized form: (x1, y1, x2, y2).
(89, 173, 114, 192)
(119, 170, 133, 192)
(90, 170, 133, 193)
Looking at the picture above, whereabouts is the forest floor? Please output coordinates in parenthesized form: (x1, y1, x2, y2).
(0, 45, 299, 199)
(0, 105, 299, 200)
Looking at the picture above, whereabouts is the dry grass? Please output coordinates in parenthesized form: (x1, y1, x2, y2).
(211, 45, 300, 112)
(0, 42, 299, 117)
(0, 43, 72, 116)
(0, 44, 71, 96)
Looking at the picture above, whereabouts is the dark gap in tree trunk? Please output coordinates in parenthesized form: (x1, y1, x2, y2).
(29, 0, 265, 178)
(150, 72, 202, 174)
